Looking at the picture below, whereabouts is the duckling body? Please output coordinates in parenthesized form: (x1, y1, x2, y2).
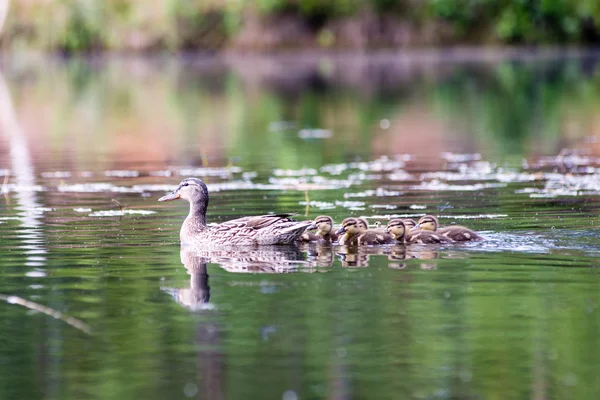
(416, 215, 482, 242)
(159, 178, 311, 246)
(356, 218, 396, 245)
(405, 230, 452, 244)
(386, 218, 452, 244)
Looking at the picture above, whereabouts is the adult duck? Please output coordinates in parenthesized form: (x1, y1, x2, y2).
(159, 178, 312, 246)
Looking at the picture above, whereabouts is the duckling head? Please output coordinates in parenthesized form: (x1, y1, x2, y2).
(336, 217, 360, 235)
(415, 215, 438, 231)
(356, 218, 369, 233)
(402, 218, 417, 230)
(386, 219, 406, 240)
(159, 178, 209, 206)
(313, 215, 334, 235)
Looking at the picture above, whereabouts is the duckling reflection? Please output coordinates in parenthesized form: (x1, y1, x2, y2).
(335, 245, 389, 267)
(299, 242, 335, 267)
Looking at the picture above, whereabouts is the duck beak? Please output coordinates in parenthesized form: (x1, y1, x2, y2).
(385, 227, 390, 233)
(410, 224, 420, 231)
(306, 224, 317, 231)
(336, 227, 346, 235)
(158, 190, 180, 202)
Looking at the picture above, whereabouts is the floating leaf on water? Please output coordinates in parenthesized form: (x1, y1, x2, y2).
(178, 166, 243, 177)
(273, 168, 318, 176)
(104, 170, 140, 178)
(441, 152, 482, 163)
(410, 180, 506, 191)
(25, 270, 47, 278)
(335, 200, 366, 208)
(269, 121, 297, 132)
(439, 214, 508, 219)
(344, 188, 402, 198)
(388, 170, 413, 181)
(298, 128, 333, 139)
(41, 171, 72, 178)
(370, 204, 397, 210)
(149, 170, 173, 177)
(298, 201, 336, 210)
(89, 210, 156, 217)
(1, 184, 45, 193)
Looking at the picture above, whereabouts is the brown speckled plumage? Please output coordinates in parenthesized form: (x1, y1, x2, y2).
(159, 178, 311, 246)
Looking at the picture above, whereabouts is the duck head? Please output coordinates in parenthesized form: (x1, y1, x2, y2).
(158, 178, 210, 206)
(414, 215, 438, 231)
(386, 219, 406, 240)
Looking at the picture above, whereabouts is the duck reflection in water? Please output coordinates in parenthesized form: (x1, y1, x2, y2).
(161, 248, 224, 400)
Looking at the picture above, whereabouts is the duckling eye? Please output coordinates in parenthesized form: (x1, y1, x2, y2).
(182, 182, 189, 187)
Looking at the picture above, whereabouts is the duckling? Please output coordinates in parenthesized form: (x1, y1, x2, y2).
(158, 178, 312, 246)
(299, 215, 338, 243)
(402, 218, 417, 231)
(386, 218, 452, 244)
(415, 215, 482, 242)
(336, 217, 362, 245)
(356, 218, 395, 245)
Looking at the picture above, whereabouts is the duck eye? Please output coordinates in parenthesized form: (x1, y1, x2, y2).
(182, 182, 189, 187)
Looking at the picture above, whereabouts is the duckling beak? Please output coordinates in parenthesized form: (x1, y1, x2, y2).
(336, 227, 346, 235)
(410, 224, 420, 231)
(385, 227, 390, 233)
(306, 224, 317, 231)
(158, 191, 180, 202)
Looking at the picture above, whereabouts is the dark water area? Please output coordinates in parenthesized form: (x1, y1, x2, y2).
(1, 52, 600, 399)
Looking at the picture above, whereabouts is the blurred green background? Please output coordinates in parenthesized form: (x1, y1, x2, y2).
(3, 0, 600, 53)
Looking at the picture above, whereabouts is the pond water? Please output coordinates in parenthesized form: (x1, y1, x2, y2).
(1, 52, 600, 399)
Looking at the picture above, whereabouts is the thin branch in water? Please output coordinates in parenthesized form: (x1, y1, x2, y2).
(0, 294, 93, 335)
(304, 190, 309, 216)
(111, 198, 125, 211)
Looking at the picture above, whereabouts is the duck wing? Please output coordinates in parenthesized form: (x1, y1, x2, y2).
(206, 214, 309, 245)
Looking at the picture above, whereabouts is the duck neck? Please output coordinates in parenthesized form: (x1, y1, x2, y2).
(188, 201, 208, 228)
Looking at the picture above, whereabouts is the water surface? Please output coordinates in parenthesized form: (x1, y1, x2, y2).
(1, 53, 600, 399)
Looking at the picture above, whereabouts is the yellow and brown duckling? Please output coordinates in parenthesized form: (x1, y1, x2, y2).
(402, 218, 417, 231)
(415, 215, 482, 242)
(336, 217, 362, 245)
(356, 218, 396, 245)
(299, 215, 339, 243)
(159, 178, 312, 246)
(386, 218, 452, 244)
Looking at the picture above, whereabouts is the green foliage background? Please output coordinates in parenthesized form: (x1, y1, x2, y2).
(3, 0, 600, 52)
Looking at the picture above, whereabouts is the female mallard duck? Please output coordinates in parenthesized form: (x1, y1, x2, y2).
(336, 217, 394, 245)
(298, 215, 338, 243)
(159, 178, 312, 246)
(386, 219, 452, 244)
(415, 215, 482, 242)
